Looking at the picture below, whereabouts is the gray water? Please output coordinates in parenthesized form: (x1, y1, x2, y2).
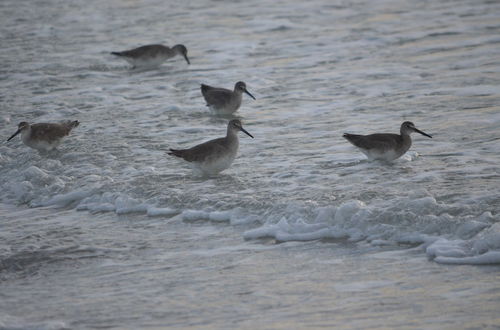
(1, 0, 500, 329)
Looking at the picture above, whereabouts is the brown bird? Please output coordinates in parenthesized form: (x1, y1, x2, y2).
(343, 121, 432, 161)
(111, 44, 190, 68)
(168, 119, 253, 175)
(7, 120, 79, 151)
(201, 81, 256, 114)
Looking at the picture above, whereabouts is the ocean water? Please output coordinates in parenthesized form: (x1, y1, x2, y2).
(1, 0, 500, 328)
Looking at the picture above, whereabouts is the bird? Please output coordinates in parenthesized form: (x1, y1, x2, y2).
(7, 120, 79, 152)
(168, 119, 254, 175)
(343, 121, 432, 161)
(201, 81, 256, 114)
(111, 44, 190, 68)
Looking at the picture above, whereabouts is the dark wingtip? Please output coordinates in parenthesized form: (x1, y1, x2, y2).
(200, 84, 210, 94)
(111, 52, 122, 56)
(168, 149, 182, 158)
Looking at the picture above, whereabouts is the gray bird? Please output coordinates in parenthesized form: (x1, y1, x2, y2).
(168, 119, 254, 175)
(7, 121, 80, 151)
(343, 121, 432, 161)
(201, 81, 256, 114)
(111, 44, 190, 68)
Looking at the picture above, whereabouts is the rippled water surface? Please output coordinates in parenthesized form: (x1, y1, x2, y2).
(1, 0, 500, 328)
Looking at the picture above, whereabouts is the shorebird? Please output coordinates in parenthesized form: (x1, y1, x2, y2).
(168, 119, 254, 175)
(201, 81, 256, 114)
(111, 44, 190, 68)
(7, 120, 79, 151)
(343, 121, 432, 161)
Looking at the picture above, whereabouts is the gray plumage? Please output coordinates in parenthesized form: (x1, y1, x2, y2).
(168, 119, 254, 175)
(7, 120, 79, 151)
(201, 81, 255, 114)
(343, 121, 432, 161)
(111, 44, 190, 68)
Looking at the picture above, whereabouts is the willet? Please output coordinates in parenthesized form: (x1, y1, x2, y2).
(7, 120, 79, 151)
(168, 119, 254, 175)
(111, 44, 190, 68)
(201, 81, 256, 114)
(343, 121, 432, 161)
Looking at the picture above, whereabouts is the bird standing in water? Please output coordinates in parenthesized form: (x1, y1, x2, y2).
(201, 81, 256, 115)
(168, 119, 254, 175)
(343, 121, 432, 161)
(7, 120, 80, 152)
(111, 44, 190, 68)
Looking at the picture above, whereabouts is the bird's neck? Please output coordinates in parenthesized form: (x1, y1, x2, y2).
(400, 131, 412, 147)
(21, 127, 32, 140)
(227, 127, 238, 138)
(400, 128, 411, 137)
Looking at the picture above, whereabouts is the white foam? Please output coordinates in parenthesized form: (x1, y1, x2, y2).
(147, 207, 178, 217)
(40, 190, 93, 207)
(426, 238, 468, 259)
(179, 208, 255, 224)
(470, 222, 500, 257)
(240, 196, 500, 264)
(11, 181, 35, 203)
(116, 204, 148, 215)
(112, 195, 147, 214)
(208, 210, 232, 222)
(421, 222, 500, 264)
(243, 217, 336, 241)
(182, 210, 210, 221)
(434, 251, 500, 265)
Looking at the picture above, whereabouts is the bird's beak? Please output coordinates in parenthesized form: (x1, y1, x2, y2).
(7, 129, 21, 142)
(184, 54, 190, 65)
(239, 126, 254, 138)
(244, 89, 256, 100)
(414, 127, 432, 138)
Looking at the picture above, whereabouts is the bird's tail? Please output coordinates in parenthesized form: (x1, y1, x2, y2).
(61, 120, 79, 131)
(200, 84, 210, 93)
(168, 149, 184, 158)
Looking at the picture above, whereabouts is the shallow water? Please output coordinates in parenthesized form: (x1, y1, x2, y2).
(1, 0, 500, 328)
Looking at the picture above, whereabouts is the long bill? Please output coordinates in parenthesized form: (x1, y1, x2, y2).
(244, 89, 256, 100)
(240, 127, 254, 138)
(7, 129, 21, 141)
(414, 128, 432, 138)
(184, 54, 190, 65)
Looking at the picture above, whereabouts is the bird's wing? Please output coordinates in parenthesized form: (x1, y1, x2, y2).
(344, 133, 400, 151)
(31, 123, 73, 141)
(201, 87, 232, 107)
(182, 138, 229, 162)
(120, 45, 166, 57)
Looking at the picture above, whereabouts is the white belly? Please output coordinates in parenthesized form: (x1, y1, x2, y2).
(209, 104, 237, 115)
(22, 134, 60, 151)
(25, 139, 60, 151)
(361, 149, 403, 161)
(195, 153, 236, 175)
